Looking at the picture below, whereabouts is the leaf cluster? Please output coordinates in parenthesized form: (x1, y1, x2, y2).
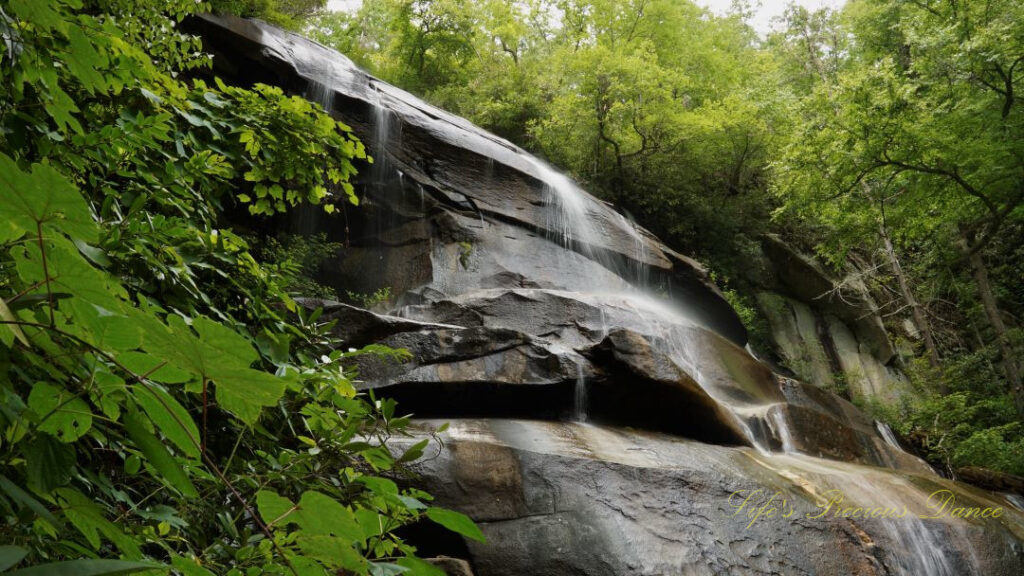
(0, 1, 479, 574)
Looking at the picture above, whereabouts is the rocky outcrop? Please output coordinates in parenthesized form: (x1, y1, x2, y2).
(184, 13, 747, 347)
(750, 235, 910, 402)
(192, 13, 1024, 576)
(397, 420, 1024, 576)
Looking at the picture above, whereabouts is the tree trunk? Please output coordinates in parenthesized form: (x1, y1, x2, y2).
(867, 190, 941, 372)
(963, 235, 1024, 417)
(880, 227, 942, 370)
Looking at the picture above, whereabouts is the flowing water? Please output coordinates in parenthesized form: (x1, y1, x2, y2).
(573, 363, 587, 423)
(877, 420, 902, 449)
(752, 453, 983, 575)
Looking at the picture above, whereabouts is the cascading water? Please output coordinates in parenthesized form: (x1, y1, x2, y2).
(877, 420, 902, 449)
(520, 153, 796, 450)
(573, 363, 588, 422)
(306, 78, 334, 113)
(753, 453, 980, 576)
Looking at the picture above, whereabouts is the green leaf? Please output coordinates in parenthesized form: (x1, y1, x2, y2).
(62, 24, 109, 94)
(0, 474, 62, 529)
(28, 382, 93, 443)
(63, 299, 141, 351)
(296, 535, 366, 572)
(122, 409, 198, 498)
(356, 476, 398, 495)
(56, 488, 142, 558)
(256, 490, 295, 526)
(209, 366, 287, 425)
(7, 0, 65, 32)
(170, 555, 215, 576)
(294, 491, 363, 541)
(368, 563, 410, 576)
(5, 559, 160, 576)
(141, 315, 286, 425)
(25, 434, 75, 494)
(0, 545, 28, 572)
(425, 507, 485, 543)
(117, 352, 192, 384)
(12, 235, 125, 318)
(359, 446, 394, 470)
(397, 439, 429, 463)
(0, 153, 97, 241)
(133, 386, 201, 459)
(0, 297, 29, 347)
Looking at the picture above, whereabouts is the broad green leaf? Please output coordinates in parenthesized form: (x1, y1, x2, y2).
(296, 535, 366, 572)
(256, 490, 295, 526)
(63, 299, 141, 352)
(209, 366, 287, 425)
(5, 559, 160, 576)
(12, 236, 125, 318)
(28, 382, 93, 443)
(92, 369, 126, 420)
(117, 351, 192, 384)
(0, 474, 62, 529)
(397, 438, 429, 463)
(294, 491, 363, 541)
(56, 488, 142, 558)
(425, 507, 486, 543)
(354, 509, 385, 539)
(0, 545, 28, 572)
(122, 409, 198, 498)
(359, 446, 394, 470)
(356, 476, 398, 495)
(287, 556, 329, 576)
(7, 0, 65, 32)
(62, 24, 109, 94)
(133, 385, 201, 459)
(141, 315, 285, 425)
(0, 153, 97, 241)
(25, 434, 75, 494)
(170, 555, 215, 576)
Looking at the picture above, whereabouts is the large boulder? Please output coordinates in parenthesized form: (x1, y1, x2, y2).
(397, 419, 1024, 576)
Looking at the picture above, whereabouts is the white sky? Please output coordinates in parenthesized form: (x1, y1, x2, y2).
(696, 0, 847, 34)
(325, 0, 847, 36)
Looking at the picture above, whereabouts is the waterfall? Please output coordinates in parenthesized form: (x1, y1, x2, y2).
(573, 363, 588, 422)
(306, 78, 334, 113)
(877, 420, 902, 449)
(755, 454, 976, 576)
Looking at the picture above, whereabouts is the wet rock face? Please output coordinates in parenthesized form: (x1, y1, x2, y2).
(397, 420, 1024, 576)
(184, 13, 746, 346)
(192, 13, 1024, 576)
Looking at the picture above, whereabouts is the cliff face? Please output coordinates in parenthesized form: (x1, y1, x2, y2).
(188, 14, 1024, 575)
(748, 234, 912, 403)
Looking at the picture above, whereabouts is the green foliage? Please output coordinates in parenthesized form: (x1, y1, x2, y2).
(0, 0, 471, 574)
(864, 350, 1024, 476)
(209, 0, 327, 29)
(249, 233, 342, 300)
(346, 288, 394, 310)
